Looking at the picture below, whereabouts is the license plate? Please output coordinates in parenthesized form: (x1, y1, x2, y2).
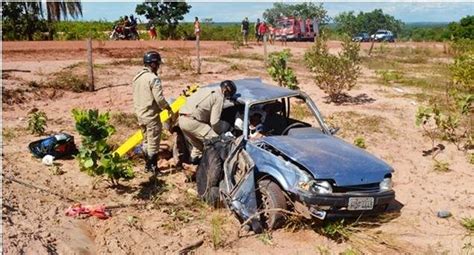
(348, 197, 374, 210)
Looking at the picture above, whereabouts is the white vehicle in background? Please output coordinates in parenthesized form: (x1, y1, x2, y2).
(371, 29, 395, 42)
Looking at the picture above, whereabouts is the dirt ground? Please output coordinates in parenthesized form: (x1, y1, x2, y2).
(2, 39, 473, 254)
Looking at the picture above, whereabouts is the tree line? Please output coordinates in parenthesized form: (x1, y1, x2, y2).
(2, 1, 472, 42)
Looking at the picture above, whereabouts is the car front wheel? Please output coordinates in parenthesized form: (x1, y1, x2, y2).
(258, 179, 287, 229)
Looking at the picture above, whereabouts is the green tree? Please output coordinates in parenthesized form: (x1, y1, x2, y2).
(333, 11, 359, 36)
(263, 2, 328, 26)
(448, 15, 474, 40)
(135, 1, 191, 39)
(334, 9, 403, 36)
(2, 1, 82, 40)
(40, 1, 83, 39)
(2, 2, 47, 40)
(304, 35, 361, 103)
(267, 49, 298, 90)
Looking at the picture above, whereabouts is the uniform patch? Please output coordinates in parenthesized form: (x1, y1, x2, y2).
(152, 77, 162, 87)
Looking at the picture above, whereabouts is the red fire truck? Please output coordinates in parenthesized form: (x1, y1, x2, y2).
(273, 17, 319, 41)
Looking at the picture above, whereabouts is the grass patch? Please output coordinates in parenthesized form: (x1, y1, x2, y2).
(353, 137, 367, 149)
(397, 55, 428, 64)
(229, 63, 246, 71)
(109, 58, 142, 66)
(167, 56, 193, 72)
(2, 127, 25, 143)
(375, 70, 404, 85)
(315, 245, 331, 255)
(162, 207, 194, 232)
(47, 70, 89, 92)
(203, 57, 231, 64)
(325, 111, 392, 138)
(433, 160, 450, 172)
(222, 52, 264, 61)
(362, 57, 400, 70)
(257, 231, 273, 245)
(461, 218, 474, 232)
(66, 61, 107, 69)
(321, 219, 352, 242)
(110, 112, 139, 129)
(374, 69, 448, 93)
(340, 247, 360, 255)
(210, 213, 226, 249)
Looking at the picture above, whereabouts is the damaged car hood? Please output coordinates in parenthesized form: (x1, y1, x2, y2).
(261, 130, 392, 186)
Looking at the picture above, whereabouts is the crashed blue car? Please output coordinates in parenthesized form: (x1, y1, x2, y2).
(183, 78, 395, 232)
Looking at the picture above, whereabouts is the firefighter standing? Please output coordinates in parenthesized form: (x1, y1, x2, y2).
(178, 80, 237, 163)
(133, 51, 172, 174)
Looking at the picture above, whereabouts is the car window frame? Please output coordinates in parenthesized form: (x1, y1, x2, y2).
(243, 93, 330, 140)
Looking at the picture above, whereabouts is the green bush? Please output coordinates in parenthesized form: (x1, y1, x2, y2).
(54, 20, 112, 40)
(267, 49, 298, 90)
(375, 70, 404, 85)
(27, 110, 47, 135)
(304, 35, 360, 102)
(450, 52, 474, 93)
(72, 109, 134, 186)
(353, 137, 366, 149)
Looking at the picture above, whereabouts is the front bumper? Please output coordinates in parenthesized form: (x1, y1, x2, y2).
(296, 190, 395, 218)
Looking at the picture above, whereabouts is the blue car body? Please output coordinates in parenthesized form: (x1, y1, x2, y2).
(205, 79, 395, 230)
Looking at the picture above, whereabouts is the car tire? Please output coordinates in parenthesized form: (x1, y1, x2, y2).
(196, 145, 223, 206)
(257, 179, 287, 230)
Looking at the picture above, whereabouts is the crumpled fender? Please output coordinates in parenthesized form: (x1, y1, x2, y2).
(221, 137, 263, 233)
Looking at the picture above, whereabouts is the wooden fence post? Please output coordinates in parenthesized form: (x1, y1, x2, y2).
(86, 38, 95, 91)
(196, 35, 201, 74)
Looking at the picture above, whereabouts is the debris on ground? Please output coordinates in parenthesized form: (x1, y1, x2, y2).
(437, 210, 452, 218)
(65, 204, 111, 219)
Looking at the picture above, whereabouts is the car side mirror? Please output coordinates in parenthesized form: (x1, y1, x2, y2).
(329, 126, 340, 135)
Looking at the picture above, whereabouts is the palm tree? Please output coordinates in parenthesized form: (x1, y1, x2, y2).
(42, 0, 82, 21)
(38, 0, 83, 39)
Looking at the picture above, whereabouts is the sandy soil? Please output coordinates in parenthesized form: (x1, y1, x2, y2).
(2, 40, 472, 254)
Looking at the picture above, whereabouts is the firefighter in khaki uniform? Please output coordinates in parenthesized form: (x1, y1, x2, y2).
(178, 80, 237, 163)
(133, 51, 171, 174)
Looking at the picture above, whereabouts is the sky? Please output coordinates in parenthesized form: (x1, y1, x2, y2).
(80, 2, 474, 23)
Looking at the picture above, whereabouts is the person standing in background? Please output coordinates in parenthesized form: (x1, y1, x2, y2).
(258, 21, 268, 43)
(255, 18, 261, 45)
(241, 17, 250, 46)
(194, 17, 201, 38)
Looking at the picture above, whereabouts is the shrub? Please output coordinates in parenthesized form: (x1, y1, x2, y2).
(461, 217, 474, 232)
(48, 70, 89, 92)
(304, 35, 360, 102)
(450, 52, 474, 93)
(415, 45, 473, 163)
(27, 109, 47, 135)
(450, 38, 474, 57)
(210, 214, 225, 249)
(375, 70, 404, 85)
(168, 56, 193, 72)
(433, 160, 450, 172)
(267, 49, 299, 90)
(353, 137, 366, 149)
(72, 109, 134, 186)
(320, 219, 351, 242)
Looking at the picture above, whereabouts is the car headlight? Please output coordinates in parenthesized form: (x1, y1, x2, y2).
(379, 178, 393, 191)
(310, 180, 333, 194)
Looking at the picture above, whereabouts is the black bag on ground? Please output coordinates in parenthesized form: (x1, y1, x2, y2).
(196, 136, 234, 207)
(28, 133, 78, 159)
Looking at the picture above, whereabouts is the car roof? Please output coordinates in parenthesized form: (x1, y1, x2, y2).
(205, 78, 300, 104)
